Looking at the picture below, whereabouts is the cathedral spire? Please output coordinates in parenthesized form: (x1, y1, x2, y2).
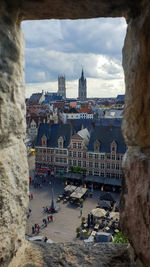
(81, 68, 84, 78)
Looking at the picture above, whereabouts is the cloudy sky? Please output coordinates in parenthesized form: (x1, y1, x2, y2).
(22, 18, 127, 98)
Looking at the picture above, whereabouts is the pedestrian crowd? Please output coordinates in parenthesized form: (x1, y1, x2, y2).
(31, 214, 54, 235)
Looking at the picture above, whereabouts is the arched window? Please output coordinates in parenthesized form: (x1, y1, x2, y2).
(41, 135, 47, 147)
(111, 141, 117, 153)
(58, 136, 63, 148)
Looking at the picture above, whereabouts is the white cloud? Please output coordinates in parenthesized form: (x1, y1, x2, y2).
(22, 18, 127, 98)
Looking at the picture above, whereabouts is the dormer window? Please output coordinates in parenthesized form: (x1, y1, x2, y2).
(94, 140, 100, 153)
(58, 136, 63, 148)
(41, 135, 47, 147)
(111, 141, 117, 153)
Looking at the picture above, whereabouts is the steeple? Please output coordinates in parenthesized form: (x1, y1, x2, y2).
(81, 68, 84, 78)
(78, 68, 87, 101)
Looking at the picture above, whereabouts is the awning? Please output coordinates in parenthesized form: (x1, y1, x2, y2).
(85, 176, 121, 186)
(65, 173, 81, 180)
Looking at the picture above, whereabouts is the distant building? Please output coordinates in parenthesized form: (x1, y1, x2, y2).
(78, 69, 87, 101)
(28, 90, 45, 105)
(35, 123, 72, 173)
(35, 123, 126, 190)
(58, 76, 66, 99)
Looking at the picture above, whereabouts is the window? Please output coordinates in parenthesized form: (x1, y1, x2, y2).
(89, 153, 93, 159)
(83, 161, 86, 167)
(116, 173, 120, 179)
(112, 146, 115, 152)
(89, 170, 93, 175)
(78, 152, 81, 158)
(73, 160, 76, 166)
(95, 162, 99, 168)
(116, 155, 120, 160)
(112, 164, 115, 169)
(94, 171, 99, 176)
(69, 160, 72, 165)
(100, 172, 104, 177)
(94, 140, 100, 153)
(107, 163, 110, 169)
(107, 154, 111, 159)
(73, 151, 76, 157)
(116, 164, 120, 170)
(101, 163, 104, 169)
(78, 161, 81, 167)
(69, 151, 72, 157)
(43, 149, 46, 153)
(83, 152, 86, 158)
(112, 155, 115, 160)
(106, 173, 111, 178)
(111, 173, 115, 178)
(89, 162, 93, 168)
(73, 143, 76, 148)
(95, 154, 98, 159)
(101, 155, 105, 160)
(78, 143, 81, 149)
(59, 141, 62, 148)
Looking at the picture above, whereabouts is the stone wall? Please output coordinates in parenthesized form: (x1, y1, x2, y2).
(0, 0, 149, 266)
(120, 4, 150, 266)
(0, 2, 29, 266)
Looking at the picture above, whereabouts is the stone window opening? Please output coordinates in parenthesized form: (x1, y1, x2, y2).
(1, 2, 150, 267)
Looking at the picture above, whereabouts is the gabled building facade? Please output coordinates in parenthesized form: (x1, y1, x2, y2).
(35, 123, 126, 188)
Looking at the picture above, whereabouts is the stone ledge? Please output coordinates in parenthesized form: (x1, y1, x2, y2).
(9, 241, 131, 267)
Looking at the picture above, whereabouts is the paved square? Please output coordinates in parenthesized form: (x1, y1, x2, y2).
(27, 155, 120, 243)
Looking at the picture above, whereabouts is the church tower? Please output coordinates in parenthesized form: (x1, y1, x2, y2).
(58, 75, 66, 99)
(78, 69, 87, 101)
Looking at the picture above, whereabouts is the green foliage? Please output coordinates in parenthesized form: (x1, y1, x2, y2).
(113, 232, 128, 244)
(70, 166, 86, 174)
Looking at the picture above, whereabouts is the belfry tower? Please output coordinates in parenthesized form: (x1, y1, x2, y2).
(58, 75, 66, 99)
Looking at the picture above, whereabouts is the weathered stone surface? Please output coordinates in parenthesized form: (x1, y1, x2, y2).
(2, 0, 149, 21)
(0, 4, 28, 267)
(0, 0, 150, 266)
(120, 147, 150, 267)
(9, 241, 130, 267)
(122, 4, 150, 147)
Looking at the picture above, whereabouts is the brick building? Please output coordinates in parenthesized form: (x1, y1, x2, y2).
(35, 123, 126, 188)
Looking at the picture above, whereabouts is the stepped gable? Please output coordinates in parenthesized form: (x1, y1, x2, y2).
(88, 125, 126, 153)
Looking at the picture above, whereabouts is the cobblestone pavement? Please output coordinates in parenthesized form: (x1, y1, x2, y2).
(27, 155, 120, 243)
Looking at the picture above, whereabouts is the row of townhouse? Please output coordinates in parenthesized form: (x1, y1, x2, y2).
(35, 123, 126, 183)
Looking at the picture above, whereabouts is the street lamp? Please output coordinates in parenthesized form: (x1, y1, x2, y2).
(50, 180, 55, 212)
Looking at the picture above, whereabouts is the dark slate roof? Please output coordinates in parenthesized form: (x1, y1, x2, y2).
(36, 123, 71, 148)
(88, 125, 126, 154)
(116, 95, 125, 101)
(28, 93, 42, 103)
(67, 118, 122, 133)
(42, 93, 62, 105)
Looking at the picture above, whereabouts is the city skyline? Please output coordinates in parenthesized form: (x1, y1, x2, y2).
(22, 18, 127, 98)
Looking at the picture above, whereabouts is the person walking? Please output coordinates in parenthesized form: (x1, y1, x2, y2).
(37, 224, 40, 233)
(50, 214, 53, 222)
(32, 226, 35, 234)
(80, 208, 82, 217)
